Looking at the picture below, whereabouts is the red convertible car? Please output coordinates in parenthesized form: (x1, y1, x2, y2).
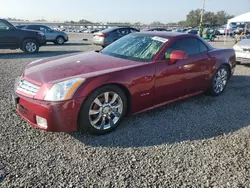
(13, 32, 236, 135)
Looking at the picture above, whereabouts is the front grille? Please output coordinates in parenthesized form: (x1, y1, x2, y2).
(17, 79, 40, 95)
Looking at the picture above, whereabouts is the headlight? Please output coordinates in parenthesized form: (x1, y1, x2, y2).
(44, 78, 85, 101)
(233, 45, 242, 51)
(38, 31, 45, 36)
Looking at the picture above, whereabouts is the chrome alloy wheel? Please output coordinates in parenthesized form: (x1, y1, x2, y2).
(89, 92, 123, 130)
(25, 42, 37, 52)
(213, 68, 228, 94)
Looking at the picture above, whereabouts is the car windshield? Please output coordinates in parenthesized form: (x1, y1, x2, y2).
(101, 34, 168, 62)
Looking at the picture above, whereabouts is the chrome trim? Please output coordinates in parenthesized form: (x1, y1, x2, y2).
(17, 79, 40, 95)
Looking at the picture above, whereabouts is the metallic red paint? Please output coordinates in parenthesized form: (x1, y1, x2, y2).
(14, 32, 236, 132)
(16, 95, 85, 132)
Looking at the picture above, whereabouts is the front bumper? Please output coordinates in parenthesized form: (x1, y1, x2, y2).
(235, 50, 250, 63)
(13, 93, 85, 132)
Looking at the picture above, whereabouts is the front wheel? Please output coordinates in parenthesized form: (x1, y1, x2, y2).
(21, 39, 39, 53)
(207, 66, 230, 96)
(55, 36, 65, 45)
(78, 85, 127, 135)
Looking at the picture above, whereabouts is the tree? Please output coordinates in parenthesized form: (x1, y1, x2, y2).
(79, 19, 92, 24)
(203, 11, 217, 26)
(215, 11, 234, 26)
(186, 9, 202, 27)
(186, 9, 234, 27)
(178, 21, 186, 26)
(150, 21, 164, 26)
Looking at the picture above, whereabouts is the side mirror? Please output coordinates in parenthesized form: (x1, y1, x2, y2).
(169, 50, 188, 64)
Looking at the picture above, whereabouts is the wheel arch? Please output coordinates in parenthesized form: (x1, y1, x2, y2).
(77, 82, 132, 116)
(20, 37, 38, 48)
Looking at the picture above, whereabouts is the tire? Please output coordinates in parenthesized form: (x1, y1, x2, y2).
(78, 85, 127, 135)
(210, 36, 215, 41)
(21, 39, 39, 53)
(207, 65, 230, 96)
(55, 36, 65, 45)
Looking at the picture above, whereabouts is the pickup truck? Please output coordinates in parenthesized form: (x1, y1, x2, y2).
(0, 19, 46, 53)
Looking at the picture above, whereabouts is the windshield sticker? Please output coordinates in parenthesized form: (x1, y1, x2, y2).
(152, 36, 168, 43)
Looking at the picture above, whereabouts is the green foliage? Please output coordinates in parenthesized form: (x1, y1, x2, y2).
(186, 9, 234, 27)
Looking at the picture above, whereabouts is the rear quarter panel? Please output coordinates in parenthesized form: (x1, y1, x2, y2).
(208, 48, 236, 77)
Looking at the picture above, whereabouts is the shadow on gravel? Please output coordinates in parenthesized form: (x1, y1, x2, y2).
(45, 43, 90, 46)
(0, 50, 82, 59)
(71, 75, 250, 148)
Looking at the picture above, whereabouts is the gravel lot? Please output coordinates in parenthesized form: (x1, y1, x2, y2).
(1, 33, 250, 187)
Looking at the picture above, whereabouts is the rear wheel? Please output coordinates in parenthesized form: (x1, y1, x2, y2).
(78, 85, 127, 135)
(21, 39, 39, 53)
(207, 65, 230, 96)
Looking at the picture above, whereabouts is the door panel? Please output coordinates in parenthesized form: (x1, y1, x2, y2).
(39, 26, 54, 40)
(154, 60, 188, 105)
(184, 52, 213, 93)
(0, 30, 20, 48)
(0, 22, 20, 48)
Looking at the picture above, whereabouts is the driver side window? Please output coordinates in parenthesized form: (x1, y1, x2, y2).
(0, 22, 10, 31)
(165, 40, 182, 59)
(165, 38, 200, 59)
(39, 26, 51, 32)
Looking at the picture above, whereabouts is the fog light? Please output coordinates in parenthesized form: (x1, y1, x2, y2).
(36, 116, 48, 129)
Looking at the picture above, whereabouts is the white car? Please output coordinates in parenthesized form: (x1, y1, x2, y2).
(233, 39, 250, 64)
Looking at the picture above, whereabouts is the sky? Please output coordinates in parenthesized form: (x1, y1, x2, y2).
(0, 0, 250, 24)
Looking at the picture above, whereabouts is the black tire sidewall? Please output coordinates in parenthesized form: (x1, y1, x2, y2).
(209, 66, 230, 96)
(21, 39, 39, 53)
(78, 85, 127, 135)
(56, 36, 65, 45)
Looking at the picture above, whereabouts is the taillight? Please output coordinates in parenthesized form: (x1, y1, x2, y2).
(98, 33, 108, 37)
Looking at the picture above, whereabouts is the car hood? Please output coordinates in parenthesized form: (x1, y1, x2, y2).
(56, 31, 67, 35)
(238, 39, 250, 48)
(24, 51, 144, 84)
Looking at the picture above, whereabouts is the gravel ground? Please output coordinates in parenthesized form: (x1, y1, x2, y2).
(1, 33, 250, 187)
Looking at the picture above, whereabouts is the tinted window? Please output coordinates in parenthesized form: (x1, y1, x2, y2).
(39, 26, 51, 32)
(167, 38, 200, 55)
(27, 25, 39, 30)
(0, 22, 10, 30)
(130, 28, 138, 33)
(117, 28, 130, 36)
(198, 40, 208, 52)
(16, 25, 25, 29)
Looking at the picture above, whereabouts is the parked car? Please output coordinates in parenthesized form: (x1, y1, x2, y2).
(17, 24, 68, 44)
(185, 29, 198, 35)
(144, 28, 170, 32)
(84, 29, 93, 33)
(12, 32, 236, 135)
(0, 19, 46, 53)
(233, 39, 250, 64)
(93, 26, 139, 47)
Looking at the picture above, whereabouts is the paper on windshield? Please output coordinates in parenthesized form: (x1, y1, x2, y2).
(152, 36, 169, 43)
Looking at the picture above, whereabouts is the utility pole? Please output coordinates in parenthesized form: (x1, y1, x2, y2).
(200, 0, 205, 25)
(199, 0, 206, 36)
